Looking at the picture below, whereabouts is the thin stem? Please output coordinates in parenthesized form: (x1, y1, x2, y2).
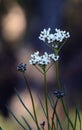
(21, 116, 32, 130)
(55, 52, 74, 129)
(74, 108, 77, 130)
(34, 65, 44, 75)
(51, 99, 58, 130)
(55, 60, 61, 90)
(23, 73, 40, 130)
(7, 106, 27, 130)
(15, 89, 35, 122)
(46, 62, 54, 72)
(43, 69, 50, 130)
(58, 39, 67, 53)
(61, 98, 74, 129)
(76, 105, 82, 130)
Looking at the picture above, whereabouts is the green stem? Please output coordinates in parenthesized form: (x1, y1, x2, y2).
(58, 39, 67, 53)
(7, 106, 27, 130)
(23, 73, 40, 130)
(43, 69, 50, 130)
(51, 99, 58, 130)
(74, 108, 77, 130)
(55, 60, 61, 90)
(61, 98, 74, 129)
(34, 65, 44, 75)
(46, 62, 54, 72)
(55, 51, 74, 129)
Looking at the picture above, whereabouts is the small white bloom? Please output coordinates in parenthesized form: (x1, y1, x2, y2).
(65, 32, 70, 38)
(47, 34, 55, 43)
(29, 51, 41, 65)
(54, 28, 70, 42)
(29, 51, 51, 65)
(49, 54, 59, 61)
(39, 28, 51, 42)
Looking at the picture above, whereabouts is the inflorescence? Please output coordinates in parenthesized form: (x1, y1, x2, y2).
(17, 63, 27, 72)
(39, 28, 70, 49)
(53, 90, 65, 99)
(29, 51, 59, 65)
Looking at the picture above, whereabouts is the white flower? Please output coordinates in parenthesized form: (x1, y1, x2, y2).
(47, 34, 55, 43)
(29, 51, 41, 65)
(39, 28, 51, 42)
(49, 54, 59, 61)
(39, 28, 56, 43)
(29, 51, 59, 65)
(29, 51, 51, 65)
(39, 28, 70, 44)
(54, 28, 70, 42)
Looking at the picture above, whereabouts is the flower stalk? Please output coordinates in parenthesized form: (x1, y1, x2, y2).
(43, 67, 50, 130)
(55, 51, 74, 130)
(23, 72, 40, 130)
(51, 98, 58, 130)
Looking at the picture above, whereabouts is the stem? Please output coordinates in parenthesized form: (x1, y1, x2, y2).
(23, 73, 40, 130)
(43, 69, 50, 130)
(74, 108, 77, 130)
(55, 52, 74, 129)
(46, 62, 54, 72)
(55, 60, 61, 90)
(51, 99, 58, 130)
(34, 65, 44, 75)
(61, 98, 74, 129)
(58, 39, 67, 53)
(7, 106, 27, 130)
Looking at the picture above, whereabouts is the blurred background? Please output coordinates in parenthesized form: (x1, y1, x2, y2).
(0, 0, 82, 129)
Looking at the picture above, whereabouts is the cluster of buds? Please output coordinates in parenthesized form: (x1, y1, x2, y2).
(53, 90, 65, 99)
(17, 63, 26, 72)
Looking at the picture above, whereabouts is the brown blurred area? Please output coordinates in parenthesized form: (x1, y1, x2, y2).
(0, 0, 27, 117)
(0, 0, 82, 118)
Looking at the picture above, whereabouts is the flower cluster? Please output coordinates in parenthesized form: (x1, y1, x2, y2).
(39, 28, 55, 43)
(29, 51, 59, 65)
(17, 63, 27, 72)
(39, 28, 70, 45)
(49, 54, 59, 61)
(54, 28, 70, 42)
(53, 90, 65, 99)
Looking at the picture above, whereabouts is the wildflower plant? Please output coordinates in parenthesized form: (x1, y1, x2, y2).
(7, 28, 81, 130)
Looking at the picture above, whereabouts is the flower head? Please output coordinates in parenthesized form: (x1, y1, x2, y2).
(49, 54, 59, 61)
(53, 90, 65, 99)
(39, 28, 51, 42)
(54, 28, 70, 42)
(29, 51, 59, 65)
(17, 63, 26, 72)
(29, 51, 51, 65)
(39, 28, 70, 49)
(39, 28, 56, 43)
